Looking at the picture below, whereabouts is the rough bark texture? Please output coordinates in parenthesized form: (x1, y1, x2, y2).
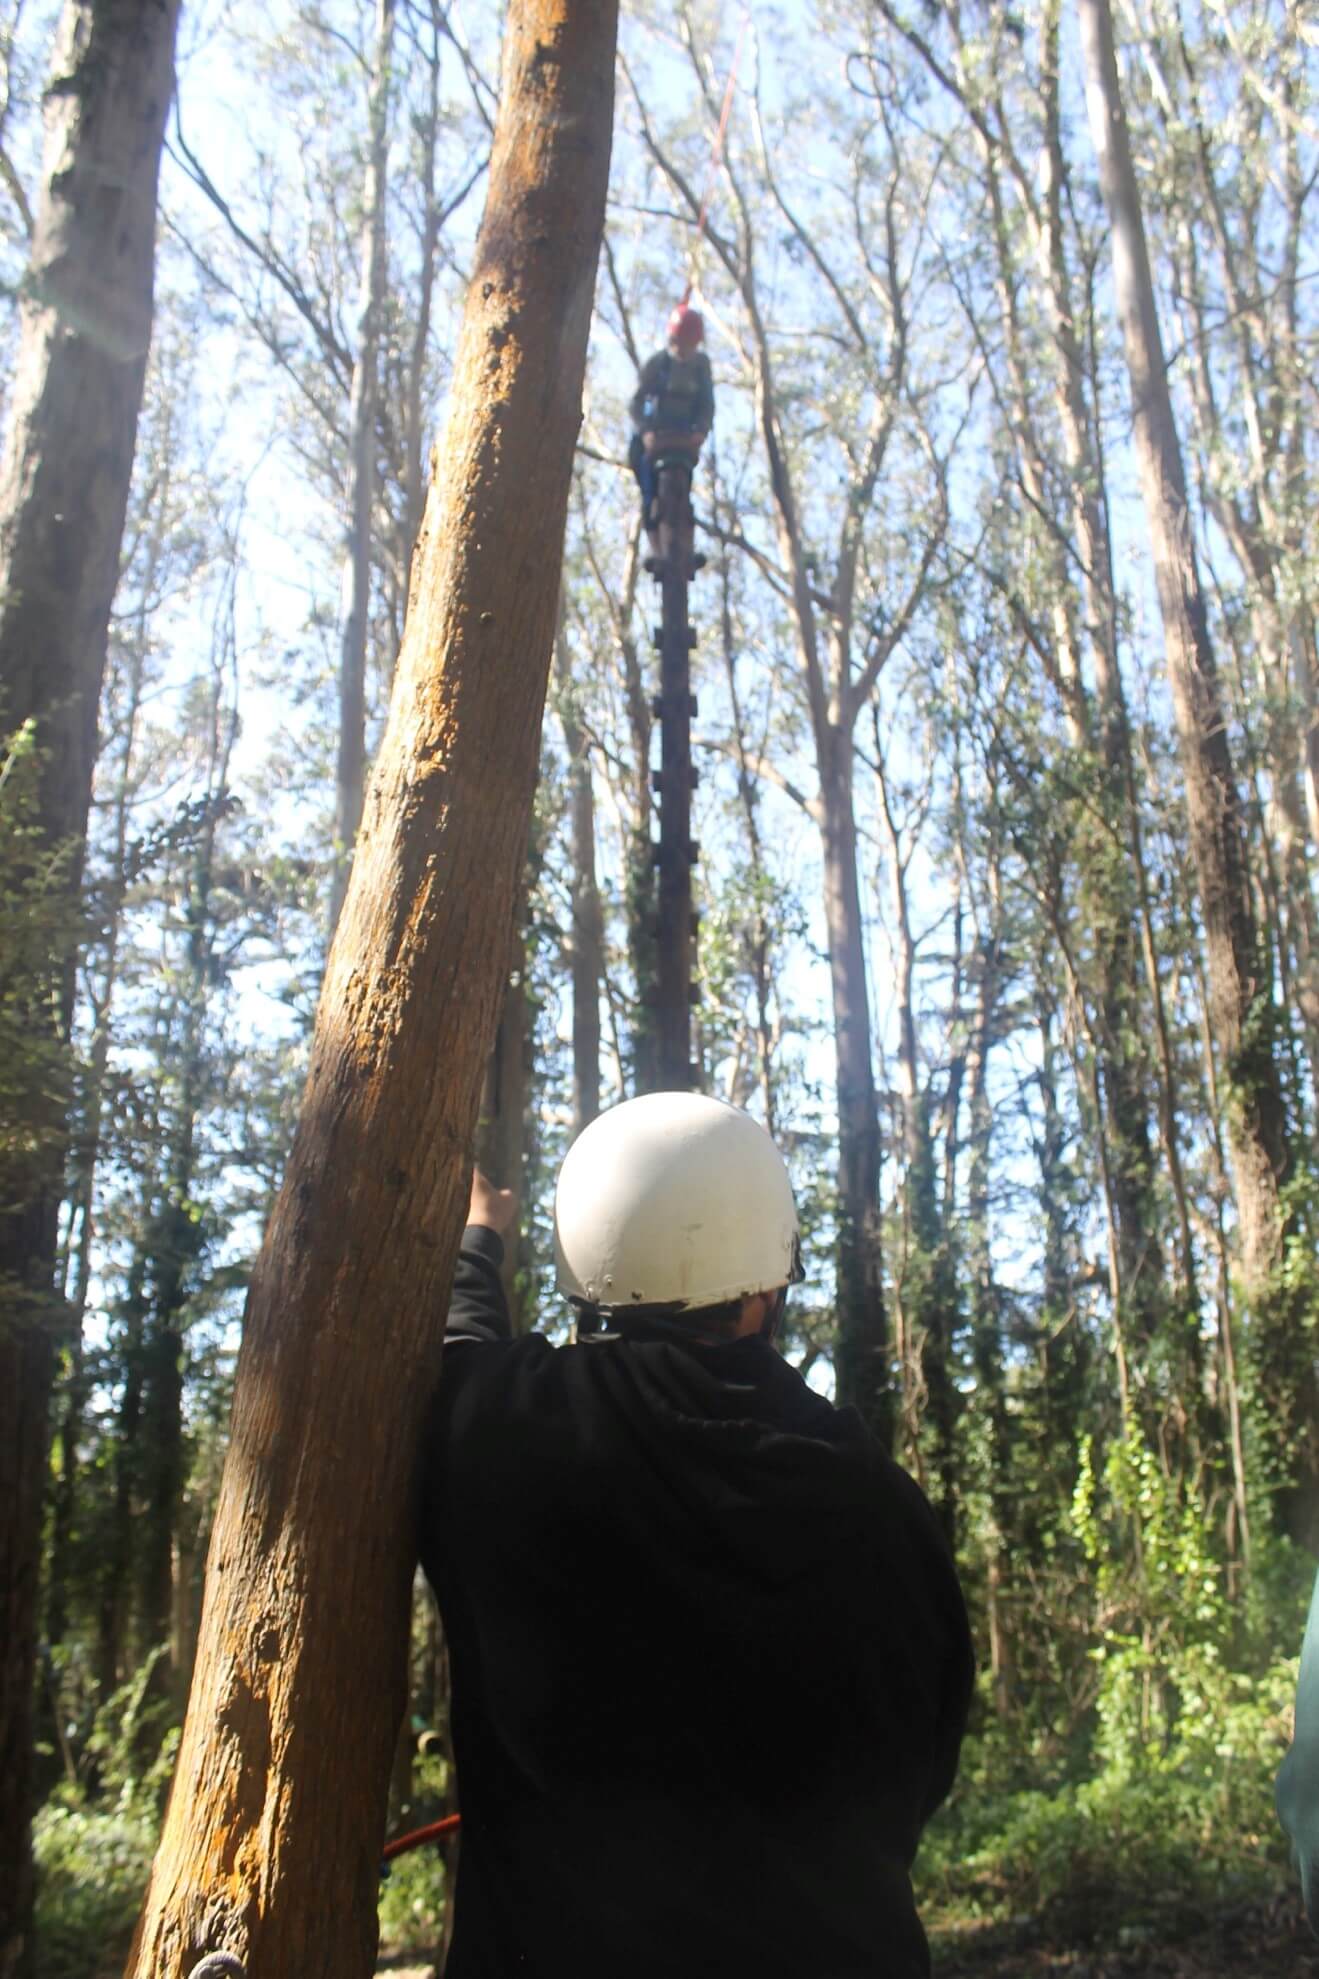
(331, 0, 395, 931)
(1079, 0, 1318, 1547)
(0, 4, 179, 1971)
(124, 4, 617, 1971)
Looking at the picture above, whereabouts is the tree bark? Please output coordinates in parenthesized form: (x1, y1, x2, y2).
(1079, 0, 1318, 1545)
(555, 622, 602, 1133)
(124, 3, 616, 1971)
(0, 3, 179, 1970)
(877, 743, 957, 1542)
(819, 726, 889, 1443)
(331, 0, 396, 932)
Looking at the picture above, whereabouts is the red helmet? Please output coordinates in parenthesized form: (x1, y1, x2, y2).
(667, 303, 705, 351)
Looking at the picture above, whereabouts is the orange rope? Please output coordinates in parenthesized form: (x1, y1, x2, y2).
(381, 1811, 461, 1864)
(681, 12, 751, 307)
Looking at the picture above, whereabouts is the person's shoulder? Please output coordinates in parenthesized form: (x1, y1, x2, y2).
(438, 1326, 557, 1395)
(444, 1327, 556, 1366)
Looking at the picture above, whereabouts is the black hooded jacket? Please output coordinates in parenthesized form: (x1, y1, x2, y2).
(419, 1227, 974, 1979)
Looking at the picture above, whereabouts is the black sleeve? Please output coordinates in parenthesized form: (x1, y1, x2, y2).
(445, 1224, 512, 1344)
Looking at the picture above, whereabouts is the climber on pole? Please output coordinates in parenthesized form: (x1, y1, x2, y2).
(420, 1094, 974, 1979)
(628, 302, 714, 549)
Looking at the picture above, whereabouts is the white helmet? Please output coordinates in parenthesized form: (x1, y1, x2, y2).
(554, 1091, 801, 1313)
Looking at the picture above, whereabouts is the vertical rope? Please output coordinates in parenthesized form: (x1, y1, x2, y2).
(681, 11, 751, 307)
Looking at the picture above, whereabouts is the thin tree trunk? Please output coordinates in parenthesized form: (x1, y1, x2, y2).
(715, 472, 776, 1136)
(820, 728, 888, 1443)
(98, 1249, 148, 1707)
(125, 6, 616, 1970)
(0, 3, 179, 1967)
(877, 738, 957, 1540)
(1079, 0, 1318, 1546)
(331, 0, 396, 931)
(46, 622, 148, 1654)
(139, 664, 236, 1696)
(555, 621, 602, 1133)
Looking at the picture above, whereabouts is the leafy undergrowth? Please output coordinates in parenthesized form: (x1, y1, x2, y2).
(34, 1665, 1310, 1979)
(915, 1649, 1309, 1976)
(33, 1795, 157, 1979)
(931, 1891, 1318, 1975)
(377, 1843, 447, 1963)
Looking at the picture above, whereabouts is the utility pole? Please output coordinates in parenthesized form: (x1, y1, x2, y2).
(648, 451, 704, 1090)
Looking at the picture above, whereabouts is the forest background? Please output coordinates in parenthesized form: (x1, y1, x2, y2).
(3, 0, 1319, 1970)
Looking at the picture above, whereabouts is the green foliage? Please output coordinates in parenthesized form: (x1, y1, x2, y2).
(32, 1795, 157, 1979)
(0, 718, 79, 1300)
(30, 1657, 187, 1978)
(82, 1652, 182, 1806)
(377, 1740, 453, 1958)
(377, 1843, 449, 1959)
(917, 1649, 1296, 1942)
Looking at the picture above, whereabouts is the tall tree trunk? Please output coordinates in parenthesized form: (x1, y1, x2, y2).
(139, 664, 235, 1696)
(331, 0, 396, 931)
(555, 626, 602, 1133)
(46, 622, 147, 1655)
(820, 727, 888, 1443)
(877, 743, 957, 1542)
(1078, 0, 1318, 1547)
(715, 468, 777, 1136)
(0, 3, 179, 1968)
(125, 5, 617, 1971)
(98, 1248, 149, 1706)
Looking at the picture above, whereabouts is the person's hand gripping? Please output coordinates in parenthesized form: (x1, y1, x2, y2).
(468, 1166, 518, 1237)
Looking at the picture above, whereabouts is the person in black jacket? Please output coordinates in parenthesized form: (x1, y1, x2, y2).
(628, 303, 715, 544)
(419, 1092, 973, 1979)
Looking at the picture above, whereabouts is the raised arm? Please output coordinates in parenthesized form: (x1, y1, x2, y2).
(446, 1169, 518, 1344)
